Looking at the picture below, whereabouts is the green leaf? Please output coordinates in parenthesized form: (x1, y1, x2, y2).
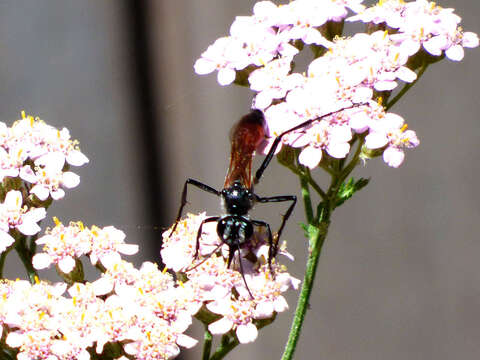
(335, 177, 370, 208)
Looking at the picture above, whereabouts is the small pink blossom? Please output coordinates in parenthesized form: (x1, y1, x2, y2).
(0, 190, 46, 253)
(88, 225, 138, 268)
(207, 299, 258, 343)
(365, 113, 419, 167)
(33, 219, 91, 273)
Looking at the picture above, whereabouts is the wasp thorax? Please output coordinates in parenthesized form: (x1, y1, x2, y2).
(221, 181, 254, 216)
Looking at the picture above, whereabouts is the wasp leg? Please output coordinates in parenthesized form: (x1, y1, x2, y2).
(236, 242, 254, 299)
(254, 104, 366, 184)
(169, 178, 220, 236)
(251, 219, 274, 276)
(255, 194, 297, 256)
(194, 216, 220, 260)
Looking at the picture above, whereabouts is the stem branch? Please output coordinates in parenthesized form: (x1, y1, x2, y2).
(202, 328, 213, 360)
(386, 62, 429, 111)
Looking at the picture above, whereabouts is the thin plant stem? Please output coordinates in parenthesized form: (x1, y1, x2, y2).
(305, 167, 326, 200)
(202, 328, 213, 360)
(0, 251, 8, 278)
(386, 62, 429, 111)
(15, 236, 38, 284)
(281, 194, 332, 360)
(319, 162, 336, 177)
(282, 136, 367, 360)
(0, 245, 16, 278)
(335, 134, 366, 191)
(210, 334, 238, 360)
(299, 175, 314, 222)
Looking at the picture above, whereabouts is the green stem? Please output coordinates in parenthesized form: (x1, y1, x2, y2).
(305, 167, 326, 200)
(29, 234, 38, 255)
(202, 328, 213, 360)
(210, 334, 238, 360)
(15, 236, 38, 284)
(283, 135, 367, 360)
(335, 134, 366, 192)
(385, 62, 429, 111)
(319, 162, 336, 177)
(282, 202, 332, 360)
(299, 175, 314, 223)
(0, 251, 8, 278)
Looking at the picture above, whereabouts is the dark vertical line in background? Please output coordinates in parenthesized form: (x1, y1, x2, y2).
(124, 0, 166, 265)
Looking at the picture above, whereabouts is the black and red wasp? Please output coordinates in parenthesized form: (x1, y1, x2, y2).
(169, 105, 363, 295)
(169, 110, 296, 293)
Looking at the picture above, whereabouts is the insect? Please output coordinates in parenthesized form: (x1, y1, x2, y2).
(169, 109, 296, 296)
(170, 104, 363, 296)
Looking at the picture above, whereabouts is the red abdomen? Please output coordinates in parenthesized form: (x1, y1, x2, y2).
(224, 110, 266, 189)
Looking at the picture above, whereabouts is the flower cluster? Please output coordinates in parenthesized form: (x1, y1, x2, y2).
(0, 112, 89, 254)
(0, 113, 205, 359)
(161, 213, 300, 344)
(194, 0, 364, 85)
(348, 0, 479, 61)
(194, 0, 478, 168)
(0, 111, 88, 200)
(32, 218, 139, 274)
(0, 264, 199, 360)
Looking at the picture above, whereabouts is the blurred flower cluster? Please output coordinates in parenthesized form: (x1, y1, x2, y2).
(195, 0, 478, 168)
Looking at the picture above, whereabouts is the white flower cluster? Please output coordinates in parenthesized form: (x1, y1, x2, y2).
(0, 264, 199, 360)
(32, 219, 139, 274)
(161, 213, 300, 344)
(348, 0, 479, 61)
(0, 112, 88, 200)
(0, 112, 89, 254)
(194, 0, 478, 168)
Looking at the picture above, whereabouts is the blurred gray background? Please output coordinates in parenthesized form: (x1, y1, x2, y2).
(0, 1, 479, 359)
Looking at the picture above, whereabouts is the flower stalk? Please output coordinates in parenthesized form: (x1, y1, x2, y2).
(0, 1, 477, 360)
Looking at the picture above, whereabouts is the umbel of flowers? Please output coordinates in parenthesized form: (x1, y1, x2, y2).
(192, 0, 477, 360)
(0, 114, 204, 360)
(0, 112, 299, 360)
(195, 0, 478, 168)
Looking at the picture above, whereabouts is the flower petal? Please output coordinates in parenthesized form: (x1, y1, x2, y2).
(209, 317, 234, 335)
(298, 146, 322, 169)
(236, 323, 258, 344)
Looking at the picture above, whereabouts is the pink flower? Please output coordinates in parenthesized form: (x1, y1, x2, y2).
(33, 219, 91, 273)
(298, 121, 353, 169)
(207, 298, 258, 343)
(163, 213, 299, 345)
(249, 57, 304, 109)
(29, 154, 81, 201)
(88, 225, 139, 269)
(365, 113, 419, 167)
